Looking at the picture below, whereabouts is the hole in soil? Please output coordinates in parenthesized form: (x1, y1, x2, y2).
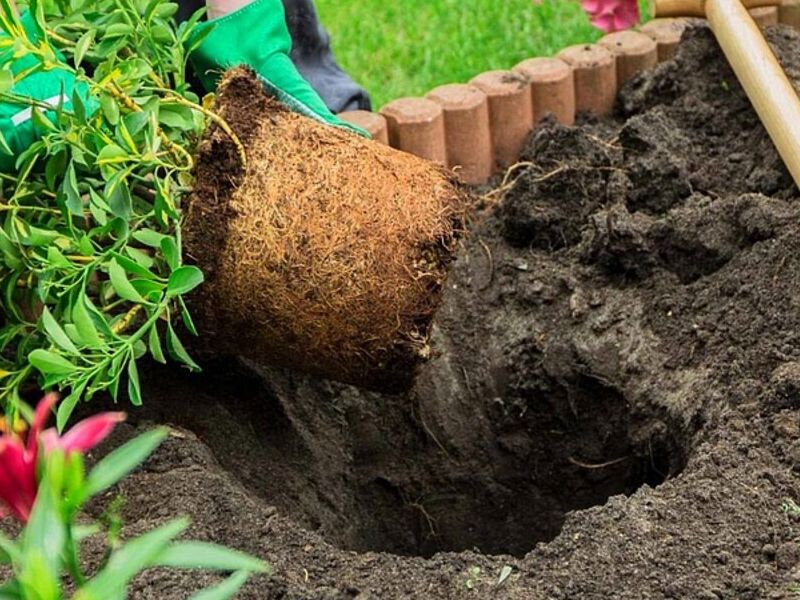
(140, 359, 688, 559)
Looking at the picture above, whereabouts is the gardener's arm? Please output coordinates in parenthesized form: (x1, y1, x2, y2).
(0, 0, 87, 171)
(189, 0, 366, 135)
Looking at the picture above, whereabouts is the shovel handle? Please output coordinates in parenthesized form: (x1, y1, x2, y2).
(653, 0, 800, 189)
(654, 0, 779, 16)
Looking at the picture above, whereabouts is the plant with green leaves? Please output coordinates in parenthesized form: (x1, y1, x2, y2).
(0, 0, 239, 429)
(0, 394, 268, 599)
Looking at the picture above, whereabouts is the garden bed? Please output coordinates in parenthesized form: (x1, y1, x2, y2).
(81, 23, 800, 599)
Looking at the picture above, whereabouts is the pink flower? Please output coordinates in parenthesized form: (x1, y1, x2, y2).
(582, 0, 640, 32)
(0, 394, 125, 522)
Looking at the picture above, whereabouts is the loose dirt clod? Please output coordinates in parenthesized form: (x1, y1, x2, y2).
(183, 68, 468, 393)
(70, 24, 800, 599)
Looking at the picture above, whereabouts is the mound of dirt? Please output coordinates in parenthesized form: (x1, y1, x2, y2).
(24, 23, 800, 599)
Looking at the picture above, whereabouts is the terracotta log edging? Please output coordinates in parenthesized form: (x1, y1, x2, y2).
(750, 5, 780, 25)
(557, 44, 618, 117)
(512, 57, 576, 126)
(339, 110, 389, 144)
(780, 0, 800, 26)
(373, 15, 800, 182)
(379, 98, 447, 163)
(639, 18, 690, 61)
(426, 84, 493, 185)
(469, 70, 534, 171)
(599, 30, 659, 85)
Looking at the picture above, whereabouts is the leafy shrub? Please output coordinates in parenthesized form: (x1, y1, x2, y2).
(0, 0, 242, 427)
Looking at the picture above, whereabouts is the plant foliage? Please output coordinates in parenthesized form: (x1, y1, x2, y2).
(0, 0, 229, 428)
(0, 427, 269, 599)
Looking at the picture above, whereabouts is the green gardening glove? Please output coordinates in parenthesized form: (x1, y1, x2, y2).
(0, 12, 93, 172)
(188, 0, 368, 137)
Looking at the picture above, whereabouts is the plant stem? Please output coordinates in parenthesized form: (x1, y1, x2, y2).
(160, 92, 247, 167)
(65, 524, 87, 586)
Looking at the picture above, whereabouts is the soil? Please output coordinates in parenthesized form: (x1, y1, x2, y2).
(13, 23, 800, 599)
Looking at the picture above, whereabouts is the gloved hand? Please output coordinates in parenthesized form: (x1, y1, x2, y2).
(0, 12, 92, 172)
(188, 0, 368, 136)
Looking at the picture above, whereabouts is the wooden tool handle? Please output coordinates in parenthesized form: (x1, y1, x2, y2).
(652, 0, 800, 189)
(654, 0, 779, 17)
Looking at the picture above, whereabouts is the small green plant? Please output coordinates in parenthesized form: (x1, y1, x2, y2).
(0, 394, 268, 599)
(0, 0, 241, 428)
(783, 498, 800, 515)
(465, 565, 482, 590)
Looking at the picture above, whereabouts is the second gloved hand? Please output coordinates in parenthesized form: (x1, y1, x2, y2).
(0, 12, 92, 172)
(188, 0, 368, 136)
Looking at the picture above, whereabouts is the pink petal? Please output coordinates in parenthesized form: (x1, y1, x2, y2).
(614, 3, 640, 29)
(27, 393, 58, 456)
(584, 0, 639, 31)
(581, 0, 604, 14)
(0, 438, 36, 522)
(591, 13, 617, 32)
(55, 412, 126, 454)
(39, 429, 61, 455)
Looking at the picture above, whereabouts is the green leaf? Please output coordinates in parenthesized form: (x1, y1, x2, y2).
(72, 86, 87, 124)
(151, 23, 173, 43)
(97, 144, 129, 166)
(31, 106, 55, 132)
(132, 229, 167, 248)
(46, 246, 71, 269)
(77, 518, 188, 599)
(0, 69, 13, 94)
(85, 428, 168, 497)
(45, 150, 66, 191)
(158, 105, 194, 131)
(127, 357, 142, 406)
(126, 247, 154, 269)
(64, 324, 83, 347)
(0, 228, 21, 269)
(101, 94, 120, 125)
(124, 110, 150, 137)
(57, 379, 87, 432)
(23, 225, 59, 247)
(108, 259, 147, 304)
(106, 174, 133, 218)
(72, 295, 103, 348)
(188, 571, 251, 600)
(157, 542, 268, 573)
(61, 161, 83, 216)
(28, 349, 77, 375)
(41, 306, 79, 354)
(0, 531, 19, 565)
(160, 236, 179, 271)
(148, 322, 166, 364)
(105, 23, 134, 38)
(166, 266, 204, 297)
(21, 453, 66, 598)
(78, 234, 95, 256)
(166, 323, 200, 371)
(0, 580, 22, 600)
(131, 278, 164, 302)
(180, 297, 198, 336)
(154, 2, 179, 19)
(0, 127, 13, 157)
(113, 253, 158, 280)
(74, 30, 94, 67)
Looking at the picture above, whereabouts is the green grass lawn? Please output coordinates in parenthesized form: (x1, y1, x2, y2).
(314, 0, 605, 109)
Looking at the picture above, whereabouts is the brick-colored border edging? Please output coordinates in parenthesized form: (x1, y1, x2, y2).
(340, 6, 797, 185)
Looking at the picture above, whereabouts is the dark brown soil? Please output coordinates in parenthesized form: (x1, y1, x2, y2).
(12, 23, 800, 599)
